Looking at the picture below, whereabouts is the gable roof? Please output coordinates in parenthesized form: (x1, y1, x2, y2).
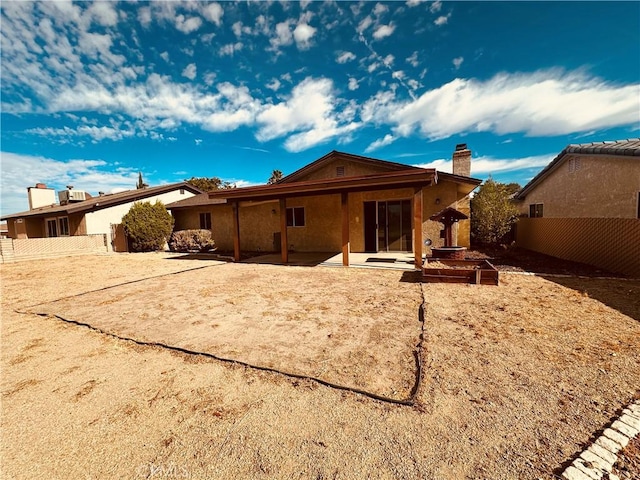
(1, 182, 203, 220)
(514, 139, 640, 200)
(278, 150, 421, 184)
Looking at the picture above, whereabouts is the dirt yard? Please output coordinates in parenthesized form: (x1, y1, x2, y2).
(1, 252, 639, 479)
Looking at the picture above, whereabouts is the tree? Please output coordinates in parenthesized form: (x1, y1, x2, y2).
(185, 177, 235, 191)
(267, 169, 283, 184)
(471, 178, 521, 245)
(136, 172, 148, 189)
(122, 201, 174, 252)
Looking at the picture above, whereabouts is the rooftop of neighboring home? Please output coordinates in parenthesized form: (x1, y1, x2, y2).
(514, 138, 640, 200)
(1, 182, 203, 221)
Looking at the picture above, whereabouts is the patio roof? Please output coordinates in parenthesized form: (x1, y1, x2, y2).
(207, 168, 439, 202)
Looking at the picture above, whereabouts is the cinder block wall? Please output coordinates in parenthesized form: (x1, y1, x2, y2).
(516, 218, 640, 278)
(0, 235, 108, 263)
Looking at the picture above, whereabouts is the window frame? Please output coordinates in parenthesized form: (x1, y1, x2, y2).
(46, 218, 58, 237)
(529, 203, 543, 218)
(199, 212, 212, 230)
(58, 216, 70, 236)
(286, 206, 305, 227)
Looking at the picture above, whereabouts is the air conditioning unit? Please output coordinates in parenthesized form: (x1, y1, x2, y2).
(58, 189, 87, 204)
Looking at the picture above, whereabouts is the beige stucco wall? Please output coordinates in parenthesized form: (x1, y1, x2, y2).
(519, 155, 640, 218)
(291, 158, 397, 182)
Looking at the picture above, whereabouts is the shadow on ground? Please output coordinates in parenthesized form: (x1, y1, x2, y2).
(543, 276, 640, 322)
(241, 252, 339, 267)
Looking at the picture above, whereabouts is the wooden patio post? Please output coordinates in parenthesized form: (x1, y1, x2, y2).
(413, 187, 423, 269)
(341, 192, 349, 266)
(279, 198, 288, 264)
(232, 201, 241, 262)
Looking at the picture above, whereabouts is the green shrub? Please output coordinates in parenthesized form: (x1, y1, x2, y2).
(122, 201, 174, 252)
(169, 229, 216, 252)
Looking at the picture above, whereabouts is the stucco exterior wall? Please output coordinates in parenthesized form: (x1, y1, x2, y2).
(518, 155, 640, 218)
(84, 189, 196, 250)
(291, 158, 398, 182)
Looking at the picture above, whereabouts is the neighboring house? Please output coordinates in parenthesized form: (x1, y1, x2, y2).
(1, 182, 202, 252)
(513, 139, 640, 277)
(0, 222, 8, 239)
(168, 146, 481, 267)
(514, 139, 640, 218)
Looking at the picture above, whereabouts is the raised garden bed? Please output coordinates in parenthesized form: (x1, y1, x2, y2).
(422, 258, 499, 285)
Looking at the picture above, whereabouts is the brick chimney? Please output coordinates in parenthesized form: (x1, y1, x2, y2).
(452, 144, 471, 177)
(27, 183, 56, 210)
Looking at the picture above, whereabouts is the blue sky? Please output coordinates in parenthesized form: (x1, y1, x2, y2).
(1, 1, 639, 216)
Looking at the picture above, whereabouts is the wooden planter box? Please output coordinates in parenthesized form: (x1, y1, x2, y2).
(422, 259, 499, 285)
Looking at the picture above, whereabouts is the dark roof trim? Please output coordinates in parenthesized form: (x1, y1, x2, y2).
(437, 172, 482, 186)
(1, 182, 203, 220)
(167, 193, 228, 209)
(208, 168, 439, 202)
(278, 150, 420, 184)
(514, 139, 640, 200)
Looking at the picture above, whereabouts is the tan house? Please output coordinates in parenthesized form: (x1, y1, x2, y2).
(514, 138, 640, 218)
(513, 138, 640, 277)
(168, 146, 481, 268)
(1, 182, 202, 252)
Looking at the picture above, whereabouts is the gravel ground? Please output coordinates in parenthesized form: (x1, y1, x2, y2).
(1, 252, 639, 479)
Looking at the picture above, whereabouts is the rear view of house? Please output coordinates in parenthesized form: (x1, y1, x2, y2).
(514, 139, 640, 277)
(169, 145, 481, 268)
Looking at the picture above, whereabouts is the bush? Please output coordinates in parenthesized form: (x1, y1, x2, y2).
(169, 229, 216, 252)
(122, 201, 174, 252)
(471, 178, 520, 245)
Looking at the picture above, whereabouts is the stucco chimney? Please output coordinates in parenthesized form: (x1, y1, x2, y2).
(27, 184, 56, 210)
(452, 144, 471, 177)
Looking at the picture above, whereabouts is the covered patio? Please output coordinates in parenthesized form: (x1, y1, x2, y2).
(208, 169, 438, 269)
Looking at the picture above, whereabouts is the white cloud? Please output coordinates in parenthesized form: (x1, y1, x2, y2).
(86, 2, 119, 27)
(365, 134, 396, 153)
(453, 57, 464, 69)
(414, 154, 554, 175)
(430, 1, 443, 13)
(434, 14, 451, 26)
(406, 0, 426, 6)
(406, 51, 419, 67)
(271, 20, 293, 49)
(219, 42, 243, 56)
(160, 51, 170, 62)
(195, 139, 203, 146)
(336, 51, 356, 64)
(202, 3, 223, 26)
(348, 78, 359, 91)
(26, 123, 136, 143)
(373, 3, 389, 16)
(372, 24, 395, 40)
(138, 6, 152, 27)
(175, 15, 202, 34)
(357, 16, 373, 33)
(182, 63, 197, 80)
(0, 152, 138, 216)
(266, 78, 282, 91)
(256, 77, 361, 152)
(293, 22, 316, 50)
(362, 70, 640, 140)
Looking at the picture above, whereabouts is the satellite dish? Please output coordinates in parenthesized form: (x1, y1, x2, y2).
(424, 238, 432, 246)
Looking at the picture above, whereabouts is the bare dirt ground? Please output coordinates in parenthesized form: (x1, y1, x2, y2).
(2, 252, 639, 479)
